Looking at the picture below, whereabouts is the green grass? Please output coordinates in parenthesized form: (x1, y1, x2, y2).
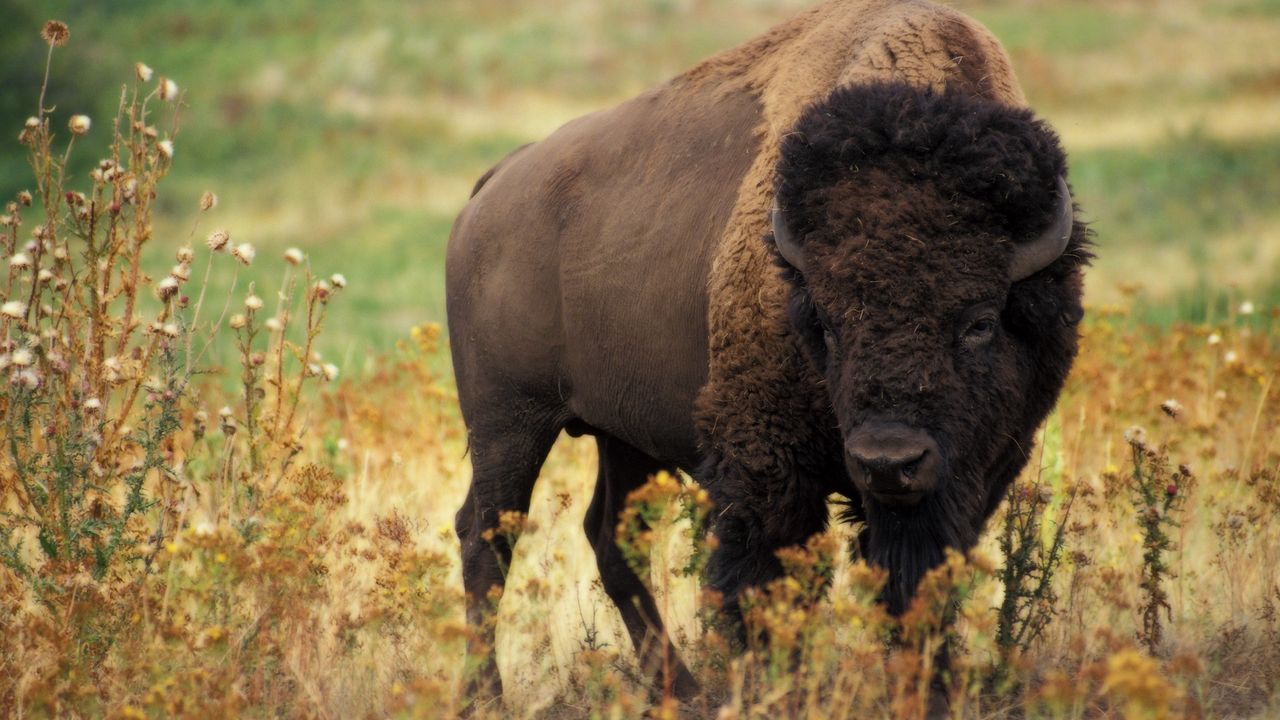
(1132, 279, 1280, 327)
(1211, 0, 1280, 18)
(2, 0, 1278, 365)
(971, 1, 1142, 55)
(1073, 131, 1280, 255)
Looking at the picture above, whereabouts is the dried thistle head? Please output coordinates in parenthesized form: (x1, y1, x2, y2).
(231, 242, 255, 265)
(156, 276, 179, 301)
(41, 20, 70, 48)
(68, 115, 91, 135)
(1123, 425, 1148, 450)
(158, 77, 179, 102)
(206, 229, 230, 252)
(1, 298, 26, 317)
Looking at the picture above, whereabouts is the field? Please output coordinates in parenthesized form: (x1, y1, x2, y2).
(1, 0, 1279, 717)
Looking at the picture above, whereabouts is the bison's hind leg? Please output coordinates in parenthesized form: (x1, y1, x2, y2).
(586, 434, 699, 700)
(456, 414, 561, 702)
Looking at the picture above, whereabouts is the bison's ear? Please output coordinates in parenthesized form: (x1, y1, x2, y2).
(786, 283, 829, 369)
(1009, 177, 1073, 282)
(771, 202, 807, 275)
(1007, 271, 1085, 339)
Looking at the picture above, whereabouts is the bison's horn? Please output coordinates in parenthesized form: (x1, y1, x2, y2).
(1010, 176, 1074, 282)
(771, 201, 807, 275)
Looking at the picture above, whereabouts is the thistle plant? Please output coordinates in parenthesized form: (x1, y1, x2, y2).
(1124, 426, 1192, 654)
(0, 21, 345, 704)
(1, 20, 196, 600)
(996, 473, 1076, 657)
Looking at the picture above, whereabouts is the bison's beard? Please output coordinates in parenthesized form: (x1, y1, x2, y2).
(858, 475, 985, 616)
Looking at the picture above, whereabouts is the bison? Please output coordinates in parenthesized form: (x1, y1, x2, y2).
(446, 0, 1089, 701)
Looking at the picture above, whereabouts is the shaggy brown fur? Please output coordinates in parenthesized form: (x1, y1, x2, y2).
(688, 0, 1054, 624)
(704, 81, 1089, 619)
(445, 0, 1087, 702)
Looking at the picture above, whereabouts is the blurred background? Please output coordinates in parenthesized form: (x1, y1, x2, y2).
(3, 0, 1278, 370)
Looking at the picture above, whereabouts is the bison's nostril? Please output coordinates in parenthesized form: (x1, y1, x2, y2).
(900, 457, 921, 479)
(854, 453, 922, 488)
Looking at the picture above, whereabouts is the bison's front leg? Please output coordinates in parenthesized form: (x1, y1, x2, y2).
(701, 452, 831, 643)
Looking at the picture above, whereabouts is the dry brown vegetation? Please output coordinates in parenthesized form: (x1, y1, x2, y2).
(2, 14, 1280, 720)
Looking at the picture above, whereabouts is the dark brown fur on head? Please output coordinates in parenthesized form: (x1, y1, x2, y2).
(772, 81, 1090, 614)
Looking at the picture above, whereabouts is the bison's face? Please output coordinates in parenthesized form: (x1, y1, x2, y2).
(771, 82, 1088, 612)
(779, 185, 1071, 514)
(801, 217, 1022, 511)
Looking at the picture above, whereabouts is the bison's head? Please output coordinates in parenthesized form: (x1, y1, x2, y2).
(771, 82, 1089, 613)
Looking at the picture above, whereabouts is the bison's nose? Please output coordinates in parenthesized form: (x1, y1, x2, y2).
(846, 423, 940, 507)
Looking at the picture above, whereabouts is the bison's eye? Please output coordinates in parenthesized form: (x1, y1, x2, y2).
(961, 314, 998, 348)
(815, 307, 839, 354)
(823, 327, 837, 355)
